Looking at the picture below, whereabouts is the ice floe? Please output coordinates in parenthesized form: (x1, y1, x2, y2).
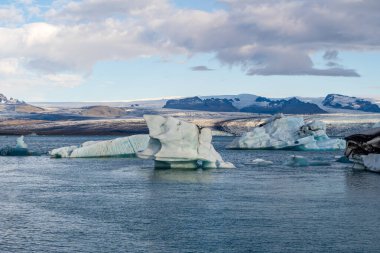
(228, 114, 346, 150)
(137, 115, 235, 169)
(244, 158, 273, 166)
(50, 134, 150, 158)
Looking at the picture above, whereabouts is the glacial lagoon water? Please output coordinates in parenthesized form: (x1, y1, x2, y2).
(1, 135, 380, 252)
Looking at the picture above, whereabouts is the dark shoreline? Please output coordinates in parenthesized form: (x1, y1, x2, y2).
(0, 131, 149, 136)
(0, 126, 149, 136)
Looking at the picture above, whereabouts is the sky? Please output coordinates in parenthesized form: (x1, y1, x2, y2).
(0, 0, 379, 102)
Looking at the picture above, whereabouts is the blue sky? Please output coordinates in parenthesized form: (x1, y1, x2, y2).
(0, 0, 379, 101)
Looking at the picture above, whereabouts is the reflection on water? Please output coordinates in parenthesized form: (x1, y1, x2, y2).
(0, 135, 380, 252)
(150, 168, 214, 183)
(345, 169, 380, 192)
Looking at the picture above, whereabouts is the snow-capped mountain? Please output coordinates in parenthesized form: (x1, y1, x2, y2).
(240, 97, 326, 114)
(322, 94, 380, 113)
(201, 94, 260, 109)
(0, 94, 24, 105)
(0, 93, 45, 113)
(164, 96, 238, 112)
(164, 95, 327, 114)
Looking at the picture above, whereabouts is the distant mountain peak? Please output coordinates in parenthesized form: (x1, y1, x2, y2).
(164, 96, 238, 112)
(240, 96, 327, 114)
(322, 94, 380, 113)
(0, 93, 25, 105)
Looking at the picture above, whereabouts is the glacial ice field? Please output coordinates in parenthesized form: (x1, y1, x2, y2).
(1, 135, 380, 252)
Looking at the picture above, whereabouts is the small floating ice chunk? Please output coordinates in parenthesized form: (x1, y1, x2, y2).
(286, 155, 309, 167)
(137, 115, 235, 169)
(335, 155, 352, 164)
(0, 135, 30, 156)
(245, 158, 273, 166)
(216, 161, 236, 169)
(16, 136, 28, 149)
(286, 155, 331, 167)
(49, 134, 150, 158)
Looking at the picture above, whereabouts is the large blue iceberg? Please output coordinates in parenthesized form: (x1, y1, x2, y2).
(137, 115, 235, 169)
(228, 114, 346, 150)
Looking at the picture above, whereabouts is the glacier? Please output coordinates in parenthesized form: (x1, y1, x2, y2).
(137, 115, 235, 169)
(50, 134, 150, 158)
(228, 114, 346, 150)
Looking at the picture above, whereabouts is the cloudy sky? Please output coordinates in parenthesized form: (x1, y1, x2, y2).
(0, 0, 379, 101)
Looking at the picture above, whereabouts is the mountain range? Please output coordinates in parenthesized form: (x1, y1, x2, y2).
(164, 94, 380, 114)
(3, 93, 380, 115)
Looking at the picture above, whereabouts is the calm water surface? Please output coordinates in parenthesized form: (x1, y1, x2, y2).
(0, 135, 380, 253)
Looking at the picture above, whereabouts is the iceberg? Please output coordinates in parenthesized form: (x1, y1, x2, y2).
(0, 136, 31, 156)
(137, 115, 235, 169)
(50, 134, 150, 158)
(345, 128, 380, 172)
(16, 136, 28, 149)
(228, 114, 346, 150)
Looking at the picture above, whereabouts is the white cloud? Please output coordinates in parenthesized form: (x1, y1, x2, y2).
(43, 73, 84, 88)
(17, 0, 34, 5)
(0, 0, 380, 93)
(0, 58, 20, 75)
(0, 5, 24, 25)
(0, 57, 84, 93)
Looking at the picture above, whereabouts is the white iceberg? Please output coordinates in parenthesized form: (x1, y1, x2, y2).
(50, 134, 150, 158)
(16, 136, 28, 149)
(228, 114, 346, 150)
(137, 115, 235, 169)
